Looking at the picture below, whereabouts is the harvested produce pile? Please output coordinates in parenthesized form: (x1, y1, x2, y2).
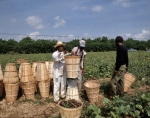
(60, 99, 82, 108)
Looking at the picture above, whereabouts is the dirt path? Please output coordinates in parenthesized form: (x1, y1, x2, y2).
(0, 95, 60, 118)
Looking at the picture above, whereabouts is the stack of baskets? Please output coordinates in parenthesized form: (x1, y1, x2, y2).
(19, 63, 35, 99)
(36, 62, 50, 98)
(65, 56, 81, 101)
(3, 63, 19, 102)
(0, 64, 3, 97)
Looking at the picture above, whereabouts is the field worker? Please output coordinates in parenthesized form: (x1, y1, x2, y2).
(52, 41, 67, 102)
(110, 36, 128, 96)
(71, 40, 86, 91)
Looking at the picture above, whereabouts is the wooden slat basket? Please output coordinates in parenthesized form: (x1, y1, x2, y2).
(65, 56, 80, 78)
(84, 80, 100, 103)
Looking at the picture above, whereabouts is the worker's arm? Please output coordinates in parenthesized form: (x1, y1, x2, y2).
(52, 52, 64, 62)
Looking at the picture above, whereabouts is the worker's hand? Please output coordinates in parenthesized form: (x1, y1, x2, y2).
(82, 69, 84, 75)
(114, 70, 118, 74)
(64, 50, 68, 54)
(58, 53, 61, 57)
(71, 51, 74, 55)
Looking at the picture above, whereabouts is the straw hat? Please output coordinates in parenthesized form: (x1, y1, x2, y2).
(54, 41, 66, 48)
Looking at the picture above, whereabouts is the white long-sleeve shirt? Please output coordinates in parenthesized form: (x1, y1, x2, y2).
(52, 51, 66, 78)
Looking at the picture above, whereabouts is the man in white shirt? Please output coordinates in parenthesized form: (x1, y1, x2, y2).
(71, 40, 86, 91)
(52, 41, 67, 102)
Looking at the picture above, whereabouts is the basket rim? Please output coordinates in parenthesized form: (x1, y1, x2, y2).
(58, 100, 83, 110)
(84, 81, 100, 89)
(6, 63, 16, 65)
(21, 63, 31, 65)
(125, 72, 137, 81)
(65, 56, 80, 58)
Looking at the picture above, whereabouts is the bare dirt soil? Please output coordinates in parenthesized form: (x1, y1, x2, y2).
(0, 93, 60, 118)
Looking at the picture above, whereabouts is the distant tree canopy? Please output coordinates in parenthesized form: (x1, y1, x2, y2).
(0, 36, 150, 54)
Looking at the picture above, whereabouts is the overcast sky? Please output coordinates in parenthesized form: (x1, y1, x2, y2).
(0, 0, 150, 42)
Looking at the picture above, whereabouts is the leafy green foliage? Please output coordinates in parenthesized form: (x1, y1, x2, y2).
(0, 37, 150, 54)
(99, 63, 112, 78)
(101, 92, 150, 118)
(87, 105, 105, 118)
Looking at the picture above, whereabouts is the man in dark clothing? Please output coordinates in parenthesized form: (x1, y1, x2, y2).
(110, 36, 128, 96)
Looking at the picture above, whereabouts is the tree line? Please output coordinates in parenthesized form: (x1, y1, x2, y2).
(0, 36, 150, 54)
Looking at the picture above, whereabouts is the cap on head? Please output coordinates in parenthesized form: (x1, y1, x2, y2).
(115, 36, 123, 43)
(54, 41, 66, 48)
(79, 40, 86, 47)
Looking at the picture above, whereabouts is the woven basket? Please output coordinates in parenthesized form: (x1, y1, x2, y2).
(5, 63, 17, 72)
(36, 62, 49, 81)
(58, 100, 83, 118)
(124, 72, 136, 92)
(21, 80, 35, 99)
(65, 56, 80, 78)
(4, 82, 19, 102)
(20, 63, 35, 83)
(84, 80, 100, 103)
(0, 81, 3, 97)
(17, 58, 28, 64)
(38, 79, 50, 98)
(66, 87, 80, 101)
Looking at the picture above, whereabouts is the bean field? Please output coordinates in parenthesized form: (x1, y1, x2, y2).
(0, 51, 150, 81)
(0, 51, 150, 118)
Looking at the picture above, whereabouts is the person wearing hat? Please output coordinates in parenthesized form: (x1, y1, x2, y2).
(110, 36, 128, 97)
(71, 40, 86, 92)
(52, 41, 68, 102)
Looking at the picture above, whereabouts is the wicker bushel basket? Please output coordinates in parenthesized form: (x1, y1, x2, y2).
(21, 80, 35, 99)
(5, 63, 17, 72)
(66, 87, 80, 101)
(124, 72, 136, 92)
(0, 81, 3, 97)
(65, 56, 80, 78)
(58, 100, 83, 118)
(4, 82, 19, 102)
(38, 79, 50, 98)
(36, 62, 49, 81)
(84, 80, 100, 103)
